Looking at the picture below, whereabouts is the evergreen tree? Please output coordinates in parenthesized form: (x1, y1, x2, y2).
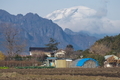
(45, 38, 60, 51)
(66, 44, 73, 49)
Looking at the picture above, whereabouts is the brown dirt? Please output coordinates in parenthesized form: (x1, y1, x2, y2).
(0, 68, 120, 80)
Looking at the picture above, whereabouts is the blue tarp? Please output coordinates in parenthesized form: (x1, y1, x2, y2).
(76, 58, 99, 67)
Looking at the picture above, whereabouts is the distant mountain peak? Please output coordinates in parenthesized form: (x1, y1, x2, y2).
(46, 6, 96, 21)
(64, 28, 75, 35)
(25, 13, 40, 17)
(0, 9, 11, 16)
(17, 14, 23, 17)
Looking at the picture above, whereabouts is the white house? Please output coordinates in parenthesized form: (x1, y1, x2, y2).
(54, 49, 66, 58)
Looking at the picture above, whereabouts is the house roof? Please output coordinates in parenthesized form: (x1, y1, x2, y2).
(47, 57, 57, 60)
(56, 49, 65, 52)
(104, 55, 118, 60)
(29, 47, 52, 52)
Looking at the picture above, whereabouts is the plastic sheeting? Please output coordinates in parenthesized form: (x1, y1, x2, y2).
(70, 58, 99, 68)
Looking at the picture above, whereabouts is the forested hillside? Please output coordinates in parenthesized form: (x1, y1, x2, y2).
(89, 34, 120, 56)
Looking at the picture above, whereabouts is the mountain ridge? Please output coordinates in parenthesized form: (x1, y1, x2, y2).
(0, 9, 97, 53)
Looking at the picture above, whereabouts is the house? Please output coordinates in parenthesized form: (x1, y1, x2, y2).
(29, 47, 52, 57)
(104, 55, 120, 67)
(54, 49, 66, 58)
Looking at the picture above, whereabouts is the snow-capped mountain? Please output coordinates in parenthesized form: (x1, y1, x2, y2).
(46, 6, 96, 32)
(46, 6, 96, 22)
(46, 6, 120, 36)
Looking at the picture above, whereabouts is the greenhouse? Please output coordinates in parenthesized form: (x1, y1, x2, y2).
(70, 58, 99, 68)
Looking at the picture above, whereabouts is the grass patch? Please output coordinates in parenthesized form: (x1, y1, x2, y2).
(0, 67, 9, 69)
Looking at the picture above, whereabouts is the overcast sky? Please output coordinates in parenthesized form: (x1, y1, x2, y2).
(0, 0, 120, 20)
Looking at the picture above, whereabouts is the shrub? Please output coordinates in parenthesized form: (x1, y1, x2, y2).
(0, 51, 6, 61)
(14, 54, 23, 61)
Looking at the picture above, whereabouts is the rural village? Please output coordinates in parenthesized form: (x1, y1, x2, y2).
(0, 0, 120, 79)
(0, 37, 120, 68)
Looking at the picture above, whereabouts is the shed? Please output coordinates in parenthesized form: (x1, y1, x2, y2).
(55, 59, 72, 68)
(55, 59, 67, 68)
(46, 57, 57, 67)
(71, 58, 99, 68)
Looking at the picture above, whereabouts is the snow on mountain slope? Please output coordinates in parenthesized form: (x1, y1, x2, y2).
(46, 6, 120, 35)
(46, 6, 96, 22)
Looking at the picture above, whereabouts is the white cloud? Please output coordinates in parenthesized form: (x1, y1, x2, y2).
(46, 6, 120, 35)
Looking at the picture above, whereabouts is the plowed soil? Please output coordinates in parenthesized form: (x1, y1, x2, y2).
(0, 68, 120, 80)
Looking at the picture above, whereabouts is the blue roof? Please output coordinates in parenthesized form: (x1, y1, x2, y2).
(76, 58, 99, 66)
(47, 57, 57, 60)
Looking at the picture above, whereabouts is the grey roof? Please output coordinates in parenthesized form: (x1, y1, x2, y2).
(29, 47, 52, 52)
(104, 55, 118, 60)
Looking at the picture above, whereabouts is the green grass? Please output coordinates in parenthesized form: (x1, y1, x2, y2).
(0, 66, 9, 69)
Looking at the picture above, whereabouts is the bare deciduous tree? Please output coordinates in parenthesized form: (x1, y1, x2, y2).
(64, 44, 82, 59)
(64, 48, 74, 58)
(32, 50, 47, 62)
(0, 23, 26, 57)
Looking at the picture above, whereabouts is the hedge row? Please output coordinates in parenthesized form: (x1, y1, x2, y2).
(0, 61, 42, 67)
(15, 66, 55, 69)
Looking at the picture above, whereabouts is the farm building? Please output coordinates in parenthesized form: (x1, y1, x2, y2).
(70, 58, 99, 68)
(46, 58, 99, 68)
(104, 55, 120, 67)
(46, 57, 57, 67)
(55, 59, 72, 68)
(46, 57, 73, 68)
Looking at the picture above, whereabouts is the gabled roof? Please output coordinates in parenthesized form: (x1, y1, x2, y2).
(29, 47, 52, 52)
(56, 49, 65, 52)
(104, 55, 118, 60)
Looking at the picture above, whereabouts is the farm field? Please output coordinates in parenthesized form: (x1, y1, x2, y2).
(0, 68, 120, 80)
